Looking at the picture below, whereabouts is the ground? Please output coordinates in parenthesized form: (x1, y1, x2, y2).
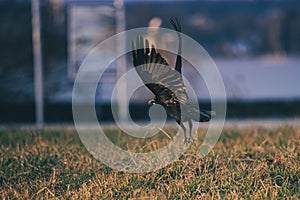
(0, 125, 299, 199)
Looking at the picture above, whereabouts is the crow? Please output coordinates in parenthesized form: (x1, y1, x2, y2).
(132, 19, 215, 144)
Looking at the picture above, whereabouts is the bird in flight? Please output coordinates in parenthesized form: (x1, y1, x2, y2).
(131, 19, 215, 144)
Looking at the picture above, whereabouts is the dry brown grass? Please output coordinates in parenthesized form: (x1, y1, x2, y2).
(0, 126, 299, 199)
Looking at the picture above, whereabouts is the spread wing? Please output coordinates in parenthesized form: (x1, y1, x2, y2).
(132, 35, 188, 105)
(170, 18, 182, 74)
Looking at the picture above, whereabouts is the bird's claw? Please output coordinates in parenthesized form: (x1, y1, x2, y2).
(188, 136, 194, 143)
(184, 137, 189, 146)
(184, 136, 194, 146)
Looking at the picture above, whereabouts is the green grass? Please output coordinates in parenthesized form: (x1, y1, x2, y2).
(0, 126, 299, 199)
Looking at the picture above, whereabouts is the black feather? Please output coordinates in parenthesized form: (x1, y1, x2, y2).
(131, 19, 215, 144)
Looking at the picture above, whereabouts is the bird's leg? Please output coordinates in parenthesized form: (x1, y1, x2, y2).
(188, 120, 194, 143)
(179, 122, 188, 145)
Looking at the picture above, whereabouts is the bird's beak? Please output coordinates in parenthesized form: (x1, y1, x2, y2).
(148, 99, 155, 105)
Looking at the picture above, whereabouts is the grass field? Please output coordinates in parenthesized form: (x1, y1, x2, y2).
(0, 125, 299, 199)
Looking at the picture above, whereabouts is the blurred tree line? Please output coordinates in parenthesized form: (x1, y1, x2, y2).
(0, 0, 300, 104)
(126, 1, 300, 56)
(0, 0, 67, 103)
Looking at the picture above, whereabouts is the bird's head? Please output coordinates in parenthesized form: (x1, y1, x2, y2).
(148, 99, 156, 105)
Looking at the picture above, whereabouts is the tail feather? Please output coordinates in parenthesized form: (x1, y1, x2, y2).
(194, 109, 216, 122)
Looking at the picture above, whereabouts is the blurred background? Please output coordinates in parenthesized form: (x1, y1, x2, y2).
(0, 0, 300, 124)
